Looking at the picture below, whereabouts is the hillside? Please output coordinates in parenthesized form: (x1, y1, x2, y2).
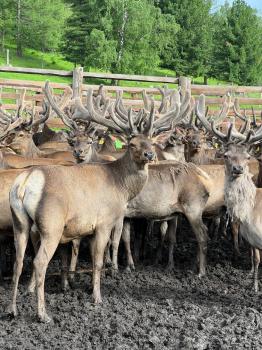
(0, 46, 227, 88)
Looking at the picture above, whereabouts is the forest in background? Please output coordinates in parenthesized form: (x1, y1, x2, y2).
(0, 0, 262, 85)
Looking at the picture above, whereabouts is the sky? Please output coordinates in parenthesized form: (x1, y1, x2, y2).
(213, 0, 262, 13)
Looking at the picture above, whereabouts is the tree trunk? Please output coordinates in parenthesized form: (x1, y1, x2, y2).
(1, 31, 4, 53)
(115, 1, 128, 72)
(16, 0, 22, 57)
(204, 76, 208, 85)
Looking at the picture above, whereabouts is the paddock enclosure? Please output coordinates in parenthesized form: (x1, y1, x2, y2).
(0, 66, 262, 349)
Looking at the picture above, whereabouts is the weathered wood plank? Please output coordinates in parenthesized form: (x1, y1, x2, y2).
(83, 71, 179, 83)
(0, 79, 69, 90)
(0, 66, 73, 76)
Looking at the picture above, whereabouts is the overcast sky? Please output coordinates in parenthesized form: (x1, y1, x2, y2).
(213, 0, 262, 13)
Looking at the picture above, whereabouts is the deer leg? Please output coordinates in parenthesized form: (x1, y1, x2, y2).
(231, 220, 240, 256)
(6, 213, 31, 317)
(104, 238, 112, 267)
(60, 245, 69, 291)
(167, 217, 178, 271)
(212, 216, 220, 241)
(187, 214, 208, 277)
(27, 227, 40, 294)
(155, 221, 168, 265)
(122, 220, 135, 272)
(253, 248, 260, 293)
(34, 234, 61, 323)
(92, 227, 112, 304)
(68, 238, 81, 287)
(250, 248, 255, 275)
(111, 219, 124, 273)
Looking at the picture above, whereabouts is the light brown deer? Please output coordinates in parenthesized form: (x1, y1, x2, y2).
(8, 81, 184, 323)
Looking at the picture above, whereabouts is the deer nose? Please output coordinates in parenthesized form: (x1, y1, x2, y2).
(232, 165, 244, 174)
(192, 140, 199, 147)
(144, 151, 155, 160)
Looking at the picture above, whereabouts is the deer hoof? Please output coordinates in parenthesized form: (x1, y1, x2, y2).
(110, 267, 118, 278)
(38, 313, 53, 324)
(6, 304, 17, 318)
(61, 280, 70, 292)
(93, 294, 102, 304)
(166, 263, 175, 273)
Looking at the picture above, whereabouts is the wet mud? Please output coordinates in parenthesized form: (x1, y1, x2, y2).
(0, 226, 262, 350)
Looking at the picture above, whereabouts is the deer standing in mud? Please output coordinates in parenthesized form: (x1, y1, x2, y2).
(8, 80, 188, 322)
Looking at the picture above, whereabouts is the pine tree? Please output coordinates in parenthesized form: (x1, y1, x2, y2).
(212, 0, 262, 85)
(62, 0, 178, 74)
(156, 0, 213, 80)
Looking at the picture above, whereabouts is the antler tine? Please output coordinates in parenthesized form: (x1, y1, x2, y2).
(211, 120, 230, 142)
(251, 107, 257, 128)
(0, 109, 11, 124)
(16, 88, 27, 120)
(96, 85, 107, 105)
(143, 99, 155, 137)
(233, 98, 246, 121)
(44, 81, 78, 130)
(128, 108, 137, 135)
(108, 102, 130, 131)
(158, 85, 171, 113)
(246, 124, 262, 144)
(195, 95, 213, 132)
(0, 113, 25, 141)
(213, 95, 230, 125)
(31, 100, 51, 129)
(115, 90, 128, 122)
(142, 89, 151, 113)
(239, 116, 249, 134)
(76, 89, 123, 133)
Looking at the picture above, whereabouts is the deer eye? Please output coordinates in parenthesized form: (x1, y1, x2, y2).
(224, 154, 228, 159)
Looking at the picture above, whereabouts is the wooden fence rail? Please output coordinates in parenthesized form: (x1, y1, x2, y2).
(0, 66, 261, 128)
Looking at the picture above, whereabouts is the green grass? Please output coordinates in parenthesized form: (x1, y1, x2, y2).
(0, 44, 258, 98)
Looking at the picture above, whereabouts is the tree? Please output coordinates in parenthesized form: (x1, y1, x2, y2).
(212, 0, 262, 85)
(62, 0, 179, 74)
(0, 0, 14, 53)
(156, 0, 213, 80)
(13, 0, 70, 57)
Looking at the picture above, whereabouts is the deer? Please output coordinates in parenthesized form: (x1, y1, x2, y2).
(8, 80, 189, 323)
(58, 83, 194, 282)
(208, 120, 262, 293)
(1, 87, 73, 159)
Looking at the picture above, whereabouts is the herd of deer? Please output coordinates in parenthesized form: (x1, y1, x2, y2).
(0, 80, 262, 323)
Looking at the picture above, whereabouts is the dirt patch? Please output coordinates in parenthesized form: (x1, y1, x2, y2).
(0, 232, 262, 349)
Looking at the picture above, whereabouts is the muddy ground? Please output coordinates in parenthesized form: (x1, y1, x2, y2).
(0, 222, 262, 350)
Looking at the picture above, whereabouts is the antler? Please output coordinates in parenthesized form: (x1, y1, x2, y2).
(44, 81, 78, 130)
(196, 94, 246, 142)
(233, 98, 246, 122)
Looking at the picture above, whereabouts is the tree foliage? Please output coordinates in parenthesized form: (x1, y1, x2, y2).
(212, 0, 262, 85)
(156, 0, 213, 79)
(1, 0, 262, 85)
(1, 0, 70, 56)
(62, 0, 179, 74)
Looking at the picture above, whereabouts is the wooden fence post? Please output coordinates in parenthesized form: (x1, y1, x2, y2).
(72, 67, 83, 99)
(179, 76, 191, 93)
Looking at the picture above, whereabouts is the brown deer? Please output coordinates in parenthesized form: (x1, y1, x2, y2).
(7, 81, 184, 323)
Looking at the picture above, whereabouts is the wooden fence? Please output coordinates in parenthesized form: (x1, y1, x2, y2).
(0, 66, 262, 128)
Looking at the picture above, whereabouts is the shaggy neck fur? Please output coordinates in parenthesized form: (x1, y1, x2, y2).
(225, 168, 256, 223)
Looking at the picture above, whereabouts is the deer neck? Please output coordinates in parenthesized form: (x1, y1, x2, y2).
(109, 149, 149, 201)
(26, 139, 43, 158)
(82, 145, 99, 163)
(224, 168, 256, 223)
(257, 162, 262, 188)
